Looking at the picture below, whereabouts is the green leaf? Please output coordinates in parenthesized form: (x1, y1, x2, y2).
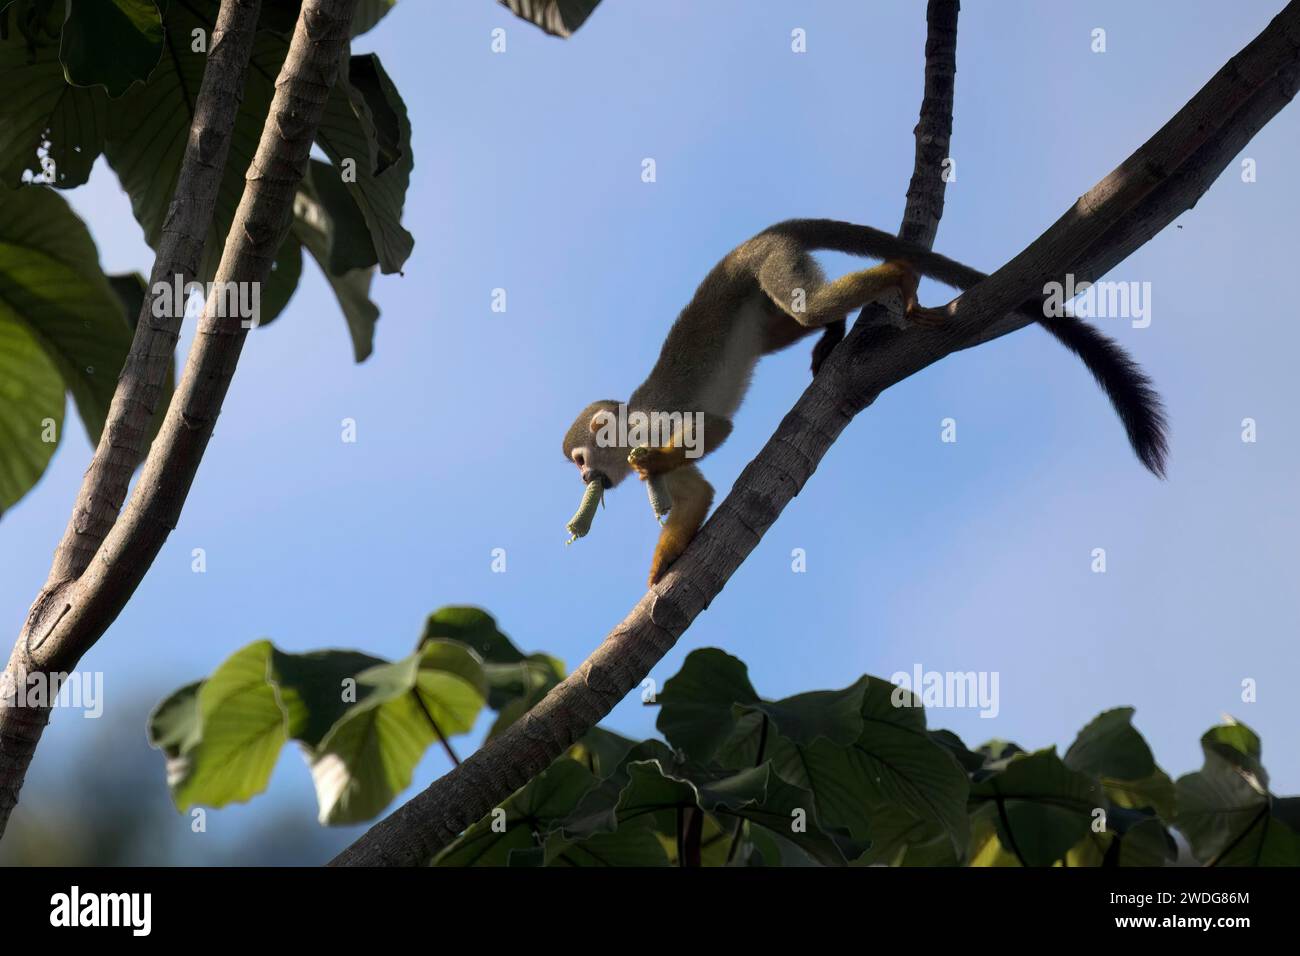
(350, 0, 396, 38)
(252, 234, 304, 328)
(292, 172, 380, 361)
(314, 53, 413, 274)
(167, 641, 288, 810)
(268, 647, 386, 748)
(60, 0, 163, 97)
(1065, 707, 1154, 780)
(308, 157, 380, 275)
(0, 186, 135, 511)
(0, 314, 63, 512)
(770, 677, 971, 862)
(435, 758, 600, 867)
(1175, 719, 1300, 865)
(147, 679, 203, 756)
(0, 2, 109, 187)
(1114, 816, 1179, 866)
(1065, 707, 1176, 819)
(744, 679, 868, 748)
(569, 727, 638, 778)
(656, 648, 759, 763)
(415, 605, 566, 736)
(499, 0, 602, 38)
(543, 827, 670, 867)
(308, 640, 487, 824)
(969, 748, 1103, 867)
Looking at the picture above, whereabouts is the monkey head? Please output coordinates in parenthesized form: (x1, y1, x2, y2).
(562, 399, 632, 489)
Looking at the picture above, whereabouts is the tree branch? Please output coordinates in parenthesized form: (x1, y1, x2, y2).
(46, 0, 264, 586)
(0, 0, 361, 840)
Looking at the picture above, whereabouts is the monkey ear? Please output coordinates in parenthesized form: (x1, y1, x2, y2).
(589, 410, 612, 433)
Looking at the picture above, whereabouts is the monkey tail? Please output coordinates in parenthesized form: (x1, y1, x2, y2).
(765, 219, 1169, 475)
(1035, 314, 1169, 478)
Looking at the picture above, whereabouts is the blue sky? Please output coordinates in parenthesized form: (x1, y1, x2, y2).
(2, 0, 1297, 862)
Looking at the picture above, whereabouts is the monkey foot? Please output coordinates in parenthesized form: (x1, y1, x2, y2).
(906, 303, 949, 326)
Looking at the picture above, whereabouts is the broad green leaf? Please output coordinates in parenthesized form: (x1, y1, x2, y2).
(60, 0, 163, 97)
(145, 678, 203, 791)
(293, 175, 380, 361)
(169, 641, 288, 810)
(770, 677, 970, 861)
(351, 0, 396, 38)
(656, 648, 759, 763)
(415, 605, 565, 735)
(969, 748, 1103, 867)
(419, 605, 522, 665)
(744, 678, 868, 747)
(1065, 707, 1155, 780)
(0, 1, 108, 187)
(268, 647, 386, 748)
(308, 156, 381, 275)
(0, 185, 133, 438)
(929, 728, 987, 774)
(435, 758, 600, 867)
(0, 315, 62, 512)
(499, 0, 602, 38)
(1065, 707, 1175, 819)
(543, 827, 670, 867)
(569, 727, 637, 778)
(309, 640, 487, 824)
(561, 756, 858, 867)
(1115, 816, 1179, 865)
(314, 53, 413, 274)
(1175, 720, 1300, 865)
(253, 236, 304, 329)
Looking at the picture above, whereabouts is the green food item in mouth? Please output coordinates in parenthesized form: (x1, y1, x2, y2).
(565, 479, 605, 544)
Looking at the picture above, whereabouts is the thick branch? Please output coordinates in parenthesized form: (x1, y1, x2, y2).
(0, 0, 360, 840)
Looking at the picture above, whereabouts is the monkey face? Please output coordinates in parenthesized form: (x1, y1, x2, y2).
(562, 399, 632, 489)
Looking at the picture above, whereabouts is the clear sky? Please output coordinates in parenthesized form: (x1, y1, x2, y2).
(2, 0, 1297, 863)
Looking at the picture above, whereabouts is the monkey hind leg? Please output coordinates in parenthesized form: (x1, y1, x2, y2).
(761, 256, 929, 328)
(647, 464, 714, 585)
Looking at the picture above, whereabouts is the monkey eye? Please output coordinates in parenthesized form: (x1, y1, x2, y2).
(573, 451, 586, 467)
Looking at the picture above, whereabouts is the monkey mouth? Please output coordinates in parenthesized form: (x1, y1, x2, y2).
(582, 469, 611, 488)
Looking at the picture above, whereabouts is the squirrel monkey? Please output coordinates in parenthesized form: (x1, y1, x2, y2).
(563, 218, 1167, 586)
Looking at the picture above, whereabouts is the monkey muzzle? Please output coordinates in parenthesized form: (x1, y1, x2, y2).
(581, 468, 611, 488)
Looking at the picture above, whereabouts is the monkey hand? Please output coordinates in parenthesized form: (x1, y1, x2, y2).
(628, 444, 680, 477)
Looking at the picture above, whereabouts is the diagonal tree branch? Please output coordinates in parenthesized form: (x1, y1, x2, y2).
(0, 0, 361, 841)
(336, 0, 1300, 867)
